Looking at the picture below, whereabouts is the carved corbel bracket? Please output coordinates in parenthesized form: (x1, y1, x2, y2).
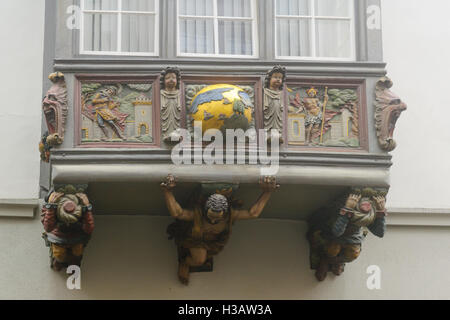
(162, 175, 278, 285)
(41, 184, 94, 271)
(307, 187, 388, 281)
(39, 72, 67, 162)
(375, 77, 407, 152)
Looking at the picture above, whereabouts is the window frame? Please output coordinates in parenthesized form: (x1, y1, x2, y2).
(176, 0, 259, 59)
(274, 0, 356, 61)
(79, 0, 160, 57)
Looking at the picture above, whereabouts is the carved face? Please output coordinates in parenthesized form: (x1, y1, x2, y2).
(375, 78, 407, 151)
(56, 194, 83, 225)
(270, 72, 283, 91)
(164, 72, 178, 91)
(358, 200, 372, 213)
(206, 209, 225, 225)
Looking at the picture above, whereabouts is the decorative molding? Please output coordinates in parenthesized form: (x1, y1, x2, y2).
(51, 163, 390, 188)
(386, 208, 450, 227)
(0, 199, 39, 218)
(53, 59, 387, 76)
(50, 149, 392, 167)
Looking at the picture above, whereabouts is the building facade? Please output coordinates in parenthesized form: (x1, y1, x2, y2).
(0, 0, 449, 299)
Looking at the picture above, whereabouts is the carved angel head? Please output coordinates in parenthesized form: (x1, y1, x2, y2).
(160, 67, 181, 91)
(265, 65, 286, 90)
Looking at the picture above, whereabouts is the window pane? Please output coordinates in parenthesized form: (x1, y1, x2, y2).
(218, 20, 253, 55)
(315, 0, 350, 17)
(180, 18, 214, 54)
(122, 14, 155, 53)
(277, 18, 311, 56)
(84, 0, 118, 10)
(179, 0, 214, 16)
(217, 0, 252, 18)
(315, 19, 351, 57)
(276, 0, 310, 16)
(83, 13, 118, 52)
(122, 0, 155, 12)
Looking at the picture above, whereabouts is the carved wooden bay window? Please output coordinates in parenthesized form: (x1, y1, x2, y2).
(41, 0, 406, 283)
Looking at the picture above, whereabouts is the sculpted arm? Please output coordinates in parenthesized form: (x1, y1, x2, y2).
(161, 175, 194, 221)
(233, 177, 279, 221)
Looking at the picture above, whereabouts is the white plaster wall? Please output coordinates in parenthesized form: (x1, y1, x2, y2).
(0, 216, 448, 300)
(0, 0, 45, 199)
(382, 0, 450, 209)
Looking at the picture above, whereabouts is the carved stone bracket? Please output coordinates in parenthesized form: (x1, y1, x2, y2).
(307, 187, 388, 281)
(41, 184, 94, 271)
(375, 77, 407, 151)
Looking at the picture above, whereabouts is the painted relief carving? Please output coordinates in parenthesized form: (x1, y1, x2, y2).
(307, 188, 387, 281)
(160, 67, 182, 143)
(162, 175, 278, 285)
(264, 66, 286, 143)
(288, 86, 359, 147)
(81, 82, 153, 143)
(375, 77, 407, 151)
(41, 185, 94, 271)
(39, 72, 68, 162)
(185, 84, 255, 136)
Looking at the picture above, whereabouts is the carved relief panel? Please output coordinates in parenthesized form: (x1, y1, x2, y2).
(286, 79, 368, 150)
(75, 75, 159, 147)
(182, 77, 261, 137)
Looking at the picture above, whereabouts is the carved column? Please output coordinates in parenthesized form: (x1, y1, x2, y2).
(160, 67, 182, 144)
(263, 66, 286, 144)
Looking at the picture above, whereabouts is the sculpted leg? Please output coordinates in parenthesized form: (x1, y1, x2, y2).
(186, 247, 208, 267)
(51, 244, 68, 271)
(178, 247, 208, 286)
(305, 125, 313, 144)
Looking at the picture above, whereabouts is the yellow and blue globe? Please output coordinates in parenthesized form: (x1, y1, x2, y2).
(189, 84, 253, 134)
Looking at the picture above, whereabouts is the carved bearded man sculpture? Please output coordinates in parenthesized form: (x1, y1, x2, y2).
(162, 175, 279, 285)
